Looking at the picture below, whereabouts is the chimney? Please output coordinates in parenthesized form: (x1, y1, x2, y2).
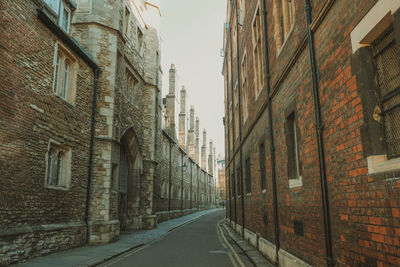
(188, 106, 195, 158)
(166, 64, 177, 138)
(178, 86, 186, 149)
(208, 140, 214, 175)
(201, 129, 207, 169)
(195, 117, 200, 164)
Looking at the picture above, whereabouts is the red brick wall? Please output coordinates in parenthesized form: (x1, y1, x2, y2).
(224, 0, 400, 266)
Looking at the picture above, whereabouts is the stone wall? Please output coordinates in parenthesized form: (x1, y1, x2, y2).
(153, 131, 216, 223)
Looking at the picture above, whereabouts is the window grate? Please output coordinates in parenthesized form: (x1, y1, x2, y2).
(373, 28, 400, 158)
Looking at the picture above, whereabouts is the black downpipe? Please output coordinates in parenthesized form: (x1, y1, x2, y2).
(180, 154, 184, 212)
(305, 1, 335, 266)
(168, 142, 172, 212)
(227, 0, 238, 225)
(85, 68, 101, 244)
(234, 0, 245, 236)
(262, 0, 280, 263)
(190, 161, 192, 210)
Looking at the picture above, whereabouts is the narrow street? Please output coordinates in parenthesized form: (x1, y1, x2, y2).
(100, 209, 252, 267)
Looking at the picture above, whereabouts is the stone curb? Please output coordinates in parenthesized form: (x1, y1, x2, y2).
(85, 209, 218, 266)
(221, 223, 274, 267)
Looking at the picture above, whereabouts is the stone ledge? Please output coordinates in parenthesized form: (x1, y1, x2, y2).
(0, 221, 86, 237)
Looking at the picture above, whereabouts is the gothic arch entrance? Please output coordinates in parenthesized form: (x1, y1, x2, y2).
(118, 128, 143, 231)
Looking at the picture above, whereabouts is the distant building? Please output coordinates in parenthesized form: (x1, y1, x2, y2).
(217, 157, 226, 200)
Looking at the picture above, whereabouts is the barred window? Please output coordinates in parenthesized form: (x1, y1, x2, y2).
(237, 167, 242, 197)
(252, 5, 264, 96)
(372, 27, 400, 158)
(241, 52, 249, 122)
(259, 142, 266, 190)
(245, 157, 251, 194)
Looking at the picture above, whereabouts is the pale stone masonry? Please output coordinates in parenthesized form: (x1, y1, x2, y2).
(188, 106, 195, 158)
(195, 117, 200, 164)
(208, 140, 214, 175)
(201, 129, 207, 169)
(166, 64, 177, 138)
(178, 86, 186, 149)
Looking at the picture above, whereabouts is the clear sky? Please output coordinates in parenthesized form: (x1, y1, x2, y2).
(160, 0, 227, 159)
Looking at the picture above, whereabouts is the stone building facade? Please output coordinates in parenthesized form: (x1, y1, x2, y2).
(0, 0, 216, 265)
(71, 0, 162, 244)
(153, 64, 216, 222)
(0, 0, 98, 264)
(223, 0, 400, 266)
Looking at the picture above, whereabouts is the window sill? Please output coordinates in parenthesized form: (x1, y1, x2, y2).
(367, 155, 400, 174)
(45, 184, 69, 191)
(262, 189, 266, 194)
(289, 176, 302, 189)
(55, 94, 75, 108)
(246, 193, 251, 197)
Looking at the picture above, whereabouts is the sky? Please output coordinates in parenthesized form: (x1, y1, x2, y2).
(160, 0, 227, 159)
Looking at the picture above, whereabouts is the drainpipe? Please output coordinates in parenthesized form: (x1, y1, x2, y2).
(305, 1, 335, 266)
(190, 161, 192, 210)
(181, 153, 184, 212)
(85, 68, 101, 244)
(234, 0, 245, 237)
(168, 142, 172, 212)
(227, 0, 237, 226)
(262, 0, 280, 263)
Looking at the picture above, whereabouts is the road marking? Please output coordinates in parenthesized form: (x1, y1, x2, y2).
(102, 244, 150, 267)
(216, 218, 246, 267)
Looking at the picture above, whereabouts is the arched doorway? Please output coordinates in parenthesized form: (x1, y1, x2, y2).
(118, 128, 143, 231)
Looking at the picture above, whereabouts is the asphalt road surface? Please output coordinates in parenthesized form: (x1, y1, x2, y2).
(100, 209, 253, 267)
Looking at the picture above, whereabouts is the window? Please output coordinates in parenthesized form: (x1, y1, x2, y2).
(125, 70, 139, 105)
(124, 7, 130, 36)
(44, 0, 71, 33)
(245, 157, 251, 194)
(286, 111, 302, 187)
(45, 140, 71, 189)
(53, 43, 77, 104)
(232, 22, 237, 58)
(372, 27, 400, 158)
(259, 142, 266, 190)
(238, 0, 245, 26)
(137, 27, 144, 51)
(252, 5, 264, 97)
(241, 52, 249, 121)
(274, 0, 295, 48)
(237, 167, 242, 197)
(234, 82, 239, 139)
(231, 173, 236, 198)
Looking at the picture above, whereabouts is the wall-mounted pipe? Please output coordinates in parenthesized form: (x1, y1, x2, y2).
(262, 0, 280, 263)
(85, 68, 101, 244)
(305, 0, 335, 266)
(234, 0, 245, 237)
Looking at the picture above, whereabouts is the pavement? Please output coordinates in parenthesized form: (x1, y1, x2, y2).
(99, 208, 247, 267)
(15, 208, 274, 267)
(15, 209, 222, 267)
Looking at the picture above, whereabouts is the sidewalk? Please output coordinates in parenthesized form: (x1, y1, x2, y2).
(16, 209, 222, 267)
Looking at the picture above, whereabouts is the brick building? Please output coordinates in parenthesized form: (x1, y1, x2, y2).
(223, 0, 400, 266)
(0, 0, 98, 263)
